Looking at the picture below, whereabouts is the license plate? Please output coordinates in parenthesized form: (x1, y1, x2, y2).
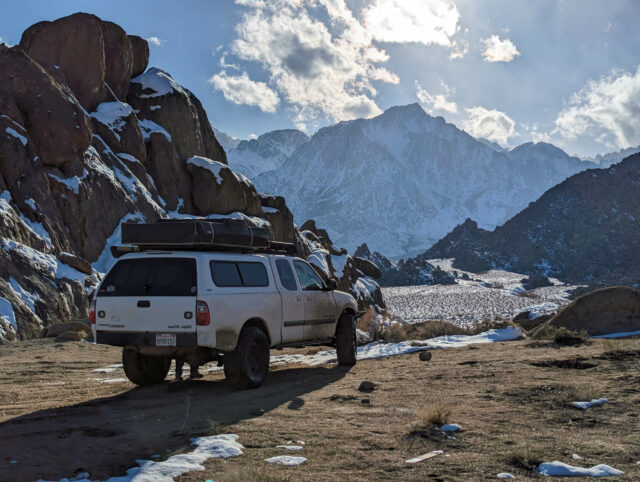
(156, 334, 176, 346)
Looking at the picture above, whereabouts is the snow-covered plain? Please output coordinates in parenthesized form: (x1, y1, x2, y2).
(382, 259, 578, 327)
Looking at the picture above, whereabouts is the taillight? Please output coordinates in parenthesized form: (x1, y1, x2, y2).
(196, 300, 210, 326)
(89, 299, 97, 324)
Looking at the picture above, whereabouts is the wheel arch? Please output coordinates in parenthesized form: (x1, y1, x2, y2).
(334, 307, 356, 337)
(241, 317, 272, 346)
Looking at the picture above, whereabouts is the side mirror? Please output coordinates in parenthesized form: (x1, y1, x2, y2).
(325, 279, 338, 291)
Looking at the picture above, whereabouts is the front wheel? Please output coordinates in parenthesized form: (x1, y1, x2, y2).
(122, 348, 170, 386)
(224, 326, 270, 390)
(336, 313, 357, 366)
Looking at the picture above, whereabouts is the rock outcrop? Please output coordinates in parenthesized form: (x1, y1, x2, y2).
(354, 243, 455, 287)
(423, 154, 640, 287)
(0, 14, 383, 343)
(534, 287, 640, 336)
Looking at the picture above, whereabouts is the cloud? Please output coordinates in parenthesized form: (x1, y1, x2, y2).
(146, 36, 166, 47)
(222, 0, 409, 129)
(449, 39, 469, 60)
(415, 80, 457, 114)
(209, 71, 280, 113)
(363, 0, 460, 46)
(481, 35, 520, 62)
(463, 106, 517, 145)
(554, 66, 640, 150)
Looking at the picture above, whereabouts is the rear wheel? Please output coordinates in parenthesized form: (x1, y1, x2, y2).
(224, 326, 270, 390)
(336, 313, 357, 366)
(122, 348, 170, 386)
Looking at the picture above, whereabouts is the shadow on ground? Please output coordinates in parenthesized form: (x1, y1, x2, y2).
(0, 365, 350, 481)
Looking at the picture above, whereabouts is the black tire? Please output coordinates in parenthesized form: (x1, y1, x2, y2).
(336, 312, 357, 366)
(224, 326, 270, 390)
(122, 348, 170, 386)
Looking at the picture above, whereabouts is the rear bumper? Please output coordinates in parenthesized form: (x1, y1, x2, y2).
(96, 331, 197, 347)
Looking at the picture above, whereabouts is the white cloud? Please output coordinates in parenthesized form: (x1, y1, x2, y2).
(481, 35, 520, 63)
(554, 66, 640, 150)
(415, 80, 457, 114)
(146, 36, 166, 47)
(363, 0, 460, 47)
(222, 0, 408, 129)
(463, 106, 517, 145)
(209, 71, 280, 113)
(449, 39, 469, 60)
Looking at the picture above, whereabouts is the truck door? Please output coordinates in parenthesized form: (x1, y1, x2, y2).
(272, 258, 305, 343)
(293, 260, 337, 341)
(95, 257, 197, 345)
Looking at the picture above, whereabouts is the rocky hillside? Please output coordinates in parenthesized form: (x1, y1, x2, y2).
(227, 129, 308, 178)
(423, 153, 640, 286)
(354, 243, 454, 287)
(253, 104, 596, 257)
(0, 13, 383, 343)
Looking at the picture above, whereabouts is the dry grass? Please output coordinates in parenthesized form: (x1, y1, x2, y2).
(381, 318, 513, 343)
(532, 325, 591, 346)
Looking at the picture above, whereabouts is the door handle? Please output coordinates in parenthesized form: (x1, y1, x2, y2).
(137, 300, 151, 308)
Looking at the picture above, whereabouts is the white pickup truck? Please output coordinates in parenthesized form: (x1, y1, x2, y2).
(90, 250, 358, 389)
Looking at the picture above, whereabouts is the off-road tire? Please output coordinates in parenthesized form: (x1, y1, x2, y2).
(224, 326, 270, 390)
(122, 348, 170, 386)
(336, 312, 357, 366)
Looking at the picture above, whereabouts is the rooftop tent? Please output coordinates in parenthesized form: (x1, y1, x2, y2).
(117, 218, 296, 255)
(121, 218, 271, 249)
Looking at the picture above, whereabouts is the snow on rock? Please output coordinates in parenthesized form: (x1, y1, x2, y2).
(0, 297, 18, 335)
(8, 277, 39, 312)
(92, 212, 145, 274)
(138, 118, 172, 141)
(537, 461, 623, 477)
(265, 455, 307, 466)
(6, 126, 28, 146)
(187, 156, 225, 184)
(90, 102, 134, 141)
(331, 254, 348, 278)
(48, 171, 88, 195)
(131, 68, 188, 99)
(1, 238, 86, 282)
(571, 398, 608, 410)
(17, 213, 52, 249)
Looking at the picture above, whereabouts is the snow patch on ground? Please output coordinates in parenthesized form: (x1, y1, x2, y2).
(276, 445, 304, 451)
(440, 424, 461, 432)
(537, 461, 623, 477)
(92, 364, 123, 373)
(50, 434, 243, 481)
(571, 398, 608, 410)
(593, 330, 640, 339)
(497, 473, 516, 479)
(265, 455, 307, 466)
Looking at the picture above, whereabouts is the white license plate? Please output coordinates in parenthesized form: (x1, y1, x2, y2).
(156, 334, 176, 346)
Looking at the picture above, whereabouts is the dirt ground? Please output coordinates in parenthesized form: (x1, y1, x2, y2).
(0, 337, 639, 481)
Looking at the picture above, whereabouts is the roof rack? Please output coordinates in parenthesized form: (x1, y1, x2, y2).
(110, 240, 298, 259)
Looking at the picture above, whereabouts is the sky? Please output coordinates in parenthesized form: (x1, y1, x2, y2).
(1, 0, 639, 158)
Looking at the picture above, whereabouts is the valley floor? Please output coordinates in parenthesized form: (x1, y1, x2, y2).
(383, 259, 579, 326)
(0, 337, 639, 481)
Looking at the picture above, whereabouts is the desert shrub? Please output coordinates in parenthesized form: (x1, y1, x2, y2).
(508, 450, 544, 470)
(532, 325, 590, 345)
(410, 401, 453, 435)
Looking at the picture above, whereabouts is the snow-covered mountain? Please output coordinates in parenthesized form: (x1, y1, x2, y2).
(212, 128, 241, 152)
(253, 104, 596, 257)
(227, 129, 308, 178)
(588, 145, 640, 168)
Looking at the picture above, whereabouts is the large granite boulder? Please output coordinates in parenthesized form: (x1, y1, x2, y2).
(128, 35, 149, 77)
